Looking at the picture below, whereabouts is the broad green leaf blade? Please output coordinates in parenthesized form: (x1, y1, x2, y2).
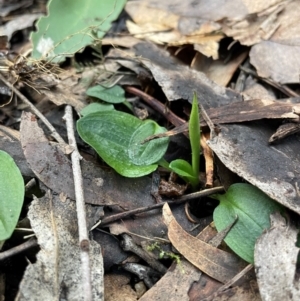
(77, 111, 168, 177)
(212, 183, 282, 263)
(86, 85, 126, 103)
(31, 0, 126, 62)
(80, 103, 114, 117)
(128, 120, 169, 166)
(0, 151, 24, 240)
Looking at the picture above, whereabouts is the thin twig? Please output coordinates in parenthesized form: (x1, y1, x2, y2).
(125, 86, 185, 126)
(0, 238, 38, 261)
(100, 186, 224, 226)
(63, 105, 92, 301)
(0, 72, 66, 145)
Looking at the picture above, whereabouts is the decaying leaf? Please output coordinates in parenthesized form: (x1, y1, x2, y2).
(133, 42, 242, 107)
(208, 121, 300, 215)
(104, 274, 138, 301)
(138, 260, 200, 301)
(125, 1, 222, 59)
(255, 212, 300, 300)
(249, 1, 300, 84)
(191, 51, 248, 87)
(16, 193, 103, 301)
(162, 203, 246, 283)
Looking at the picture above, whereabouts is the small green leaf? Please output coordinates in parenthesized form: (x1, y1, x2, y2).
(212, 183, 282, 263)
(169, 159, 198, 187)
(77, 110, 169, 177)
(80, 103, 114, 117)
(0, 151, 24, 240)
(169, 159, 194, 178)
(86, 85, 125, 103)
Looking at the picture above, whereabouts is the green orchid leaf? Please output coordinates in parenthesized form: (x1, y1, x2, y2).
(212, 183, 282, 263)
(128, 120, 168, 166)
(0, 151, 24, 240)
(169, 159, 198, 186)
(86, 85, 126, 103)
(189, 92, 200, 187)
(77, 110, 169, 177)
(80, 103, 114, 117)
(31, 0, 126, 62)
(169, 159, 194, 178)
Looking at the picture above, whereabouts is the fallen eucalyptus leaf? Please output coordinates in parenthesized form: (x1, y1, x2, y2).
(163, 203, 246, 283)
(212, 183, 282, 263)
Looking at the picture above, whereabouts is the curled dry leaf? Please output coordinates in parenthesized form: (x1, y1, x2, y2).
(162, 203, 246, 283)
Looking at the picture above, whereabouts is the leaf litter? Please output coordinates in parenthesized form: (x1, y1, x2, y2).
(0, 0, 300, 300)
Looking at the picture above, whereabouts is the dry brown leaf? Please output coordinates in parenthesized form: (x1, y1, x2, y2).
(162, 203, 245, 283)
(250, 41, 300, 84)
(133, 42, 243, 106)
(242, 76, 276, 100)
(206, 281, 261, 301)
(222, 2, 284, 46)
(254, 212, 300, 300)
(0, 13, 43, 39)
(136, 0, 282, 21)
(16, 193, 103, 301)
(140, 222, 228, 301)
(104, 274, 138, 301)
(191, 51, 248, 87)
(125, 1, 222, 58)
(138, 260, 200, 301)
(249, 0, 300, 83)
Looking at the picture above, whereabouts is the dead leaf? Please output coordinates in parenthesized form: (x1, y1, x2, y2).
(138, 260, 200, 301)
(205, 281, 261, 301)
(191, 51, 248, 87)
(249, 1, 300, 84)
(134, 0, 282, 22)
(139, 221, 229, 301)
(104, 274, 138, 301)
(242, 76, 276, 100)
(222, 3, 284, 46)
(0, 14, 43, 40)
(125, 1, 222, 59)
(208, 121, 300, 215)
(254, 212, 300, 300)
(163, 203, 246, 283)
(16, 193, 103, 301)
(133, 42, 243, 107)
